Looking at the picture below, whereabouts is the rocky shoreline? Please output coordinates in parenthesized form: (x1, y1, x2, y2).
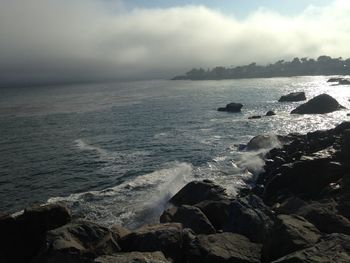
(2, 121, 350, 262)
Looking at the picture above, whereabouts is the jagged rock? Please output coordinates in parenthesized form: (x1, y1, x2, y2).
(263, 148, 344, 204)
(160, 205, 216, 234)
(185, 232, 262, 263)
(248, 115, 262, 119)
(294, 201, 350, 235)
(0, 203, 71, 263)
(120, 223, 183, 262)
(341, 129, 350, 160)
(246, 134, 281, 151)
(266, 110, 276, 116)
(195, 199, 231, 230)
(262, 214, 321, 262)
(169, 180, 228, 206)
(272, 233, 350, 263)
(223, 195, 274, 242)
(291, 93, 344, 114)
(278, 92, 306, 102)
(94, 252, 170, 263)
(36, 220, 120, 263)
(217, 102, 243, 112)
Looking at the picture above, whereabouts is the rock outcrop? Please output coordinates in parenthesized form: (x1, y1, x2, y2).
(217, 102, 243, 112)
(291, 93, 344, 114)
(278, 92, 306, 102)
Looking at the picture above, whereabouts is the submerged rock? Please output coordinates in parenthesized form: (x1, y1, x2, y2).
(217, 102, 243, 112)
(278, 92, 306, 102)
(291, 93, 344, 114)
(266, 110, 276, 116)
(248, 115, 262, 119)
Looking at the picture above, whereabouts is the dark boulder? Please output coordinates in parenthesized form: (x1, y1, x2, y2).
(36, 220, 120, 263)
(94, 252, 170, 263)
(120, 223, 183, 262)
(278, 92, 306, 102)
(0, 203, 71, 263)
(195, 199, 231, 230)
(217, 102, 243, 112)
(262, 214, 321, 262)
(246, 134, 281, 151)
(266, 110, 276, 116)
(291, 93, 344, 114)
(272, 233, 350, 263)
(169, 180, 228, 206)
(223, 194, 274, 242)
(160, 205, 216, 234)
(185, 232, 262, 263)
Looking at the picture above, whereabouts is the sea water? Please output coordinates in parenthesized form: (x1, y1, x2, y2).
(0, 76, 349, 228)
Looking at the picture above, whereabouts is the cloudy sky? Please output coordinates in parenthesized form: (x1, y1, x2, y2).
(0, 0, 349, 86)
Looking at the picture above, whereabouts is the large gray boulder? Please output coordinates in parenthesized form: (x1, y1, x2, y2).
(218, 102, 243, 112)
(195, 199, 231, 230)
(263, 214, 321, 262)
(160, 205, 216, 234)
(246, 134, 280, 151)
(94, 252, 170, 263)
(169, 180, 228, 206)
(291, 93, 344, 114)
(36, 220, 120, 263)
(278, 92, 306, 102)
(272, 233, 350, 263)
(185, 232, 262, 263)
(120, 223, 183, 262)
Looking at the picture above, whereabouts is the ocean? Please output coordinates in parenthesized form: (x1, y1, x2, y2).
(0, 76, 349, 228)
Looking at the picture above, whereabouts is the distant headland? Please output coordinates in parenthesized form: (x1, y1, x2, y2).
(172, 56, 350, 80)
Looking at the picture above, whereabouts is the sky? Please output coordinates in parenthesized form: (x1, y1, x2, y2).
(0, 0, 349, 86)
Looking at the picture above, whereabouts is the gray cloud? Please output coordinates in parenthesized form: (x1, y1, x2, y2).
(0, 0, 349, 86)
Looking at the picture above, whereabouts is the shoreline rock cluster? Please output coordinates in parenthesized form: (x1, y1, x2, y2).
(2, 122, 350, 262)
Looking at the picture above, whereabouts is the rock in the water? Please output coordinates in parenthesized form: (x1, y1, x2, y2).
(248, 115, 262, 119)
(37, 220, 120, 262)
(266, 110, 276, 116)
(278, 92, 306, 102)
(160, 205, 216, 234)
(291, 93, 344, 114)
(339, 79, 350, 85)
(185, 232, 262, 263)
(169, 180, 228, 206)
(272, 233, 350, 263)
(327, 77, 343, 83)
(94, 252, 170, 263)
(120, 223, 183, 262)
(217, 102, 243, 112)
(223, 195, 274, 243)
(246, 134, 281, 151)
(262, 214, 321, 262)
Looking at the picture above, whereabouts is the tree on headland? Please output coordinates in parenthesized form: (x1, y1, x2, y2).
(172, 56, 350, 80)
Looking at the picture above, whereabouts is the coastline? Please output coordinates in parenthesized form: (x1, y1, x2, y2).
(2, 121, 350, 262)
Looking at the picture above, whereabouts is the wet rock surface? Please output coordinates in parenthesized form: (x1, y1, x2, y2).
(3, 122, 350, 262)
(278, 92, 306, 102)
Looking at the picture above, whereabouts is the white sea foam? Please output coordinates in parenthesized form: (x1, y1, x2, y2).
(47, 162, 193, 228)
